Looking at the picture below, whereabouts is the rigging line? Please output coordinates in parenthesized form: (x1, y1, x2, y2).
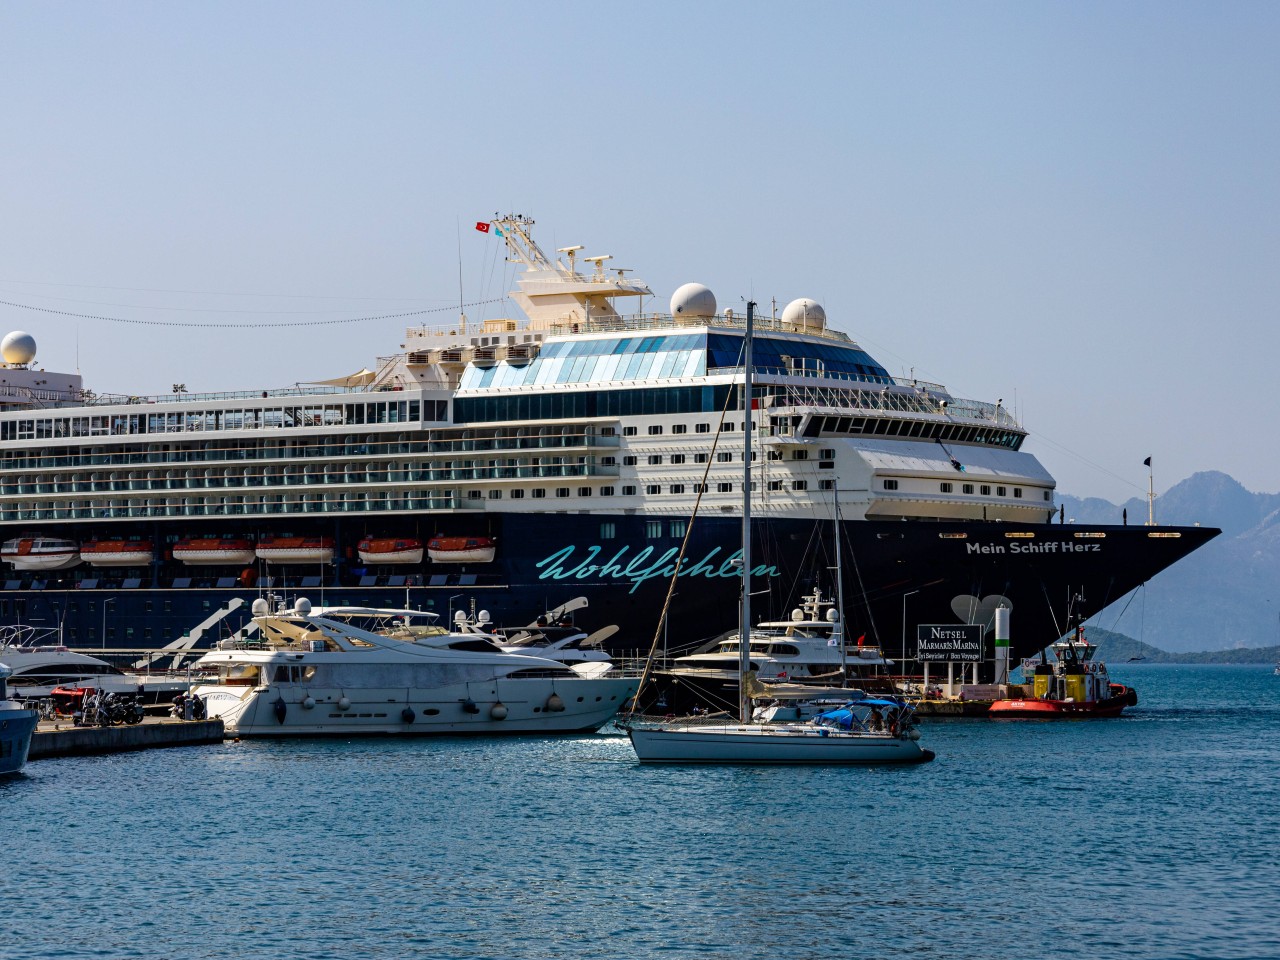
(1025, 430, 1147, 495)
(0, 277, 458, 302)
(0, 290, 454, 314)
(0, 297, 509, 329)
(628, 347, 745, 720)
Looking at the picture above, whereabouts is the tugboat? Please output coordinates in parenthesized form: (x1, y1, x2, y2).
(989, 616, 1137, 719)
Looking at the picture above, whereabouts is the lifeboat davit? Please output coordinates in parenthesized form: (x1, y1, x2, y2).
(1, 536, 81, 571)
(426, 536, 496, 564)
(256, 536, 335, 565)
(172, 537, 257, 566)
(357, 537, 424, 565)
(79, 539, 155, 567)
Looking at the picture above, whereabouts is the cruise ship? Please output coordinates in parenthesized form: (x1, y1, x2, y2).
(0, 215, 1217, 673)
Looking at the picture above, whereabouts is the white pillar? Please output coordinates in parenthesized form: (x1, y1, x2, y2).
(994, 605, 1011, 685)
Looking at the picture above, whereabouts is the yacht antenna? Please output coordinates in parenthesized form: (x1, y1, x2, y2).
(739, 300, 755, 722)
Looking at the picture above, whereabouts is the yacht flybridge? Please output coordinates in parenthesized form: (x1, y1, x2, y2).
(0, 215, 1217, 677)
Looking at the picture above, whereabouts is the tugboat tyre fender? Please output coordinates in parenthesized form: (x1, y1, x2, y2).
(1125, 688, 1138, 707)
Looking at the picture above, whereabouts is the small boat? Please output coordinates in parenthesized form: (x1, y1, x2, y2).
(357, 537, 424, 565)
(989, 621, 1137, 719)
(173, 537, 257, 566)
(0, 663, 38, 775)
(621, 302, 933, 764)
(255, 536, 335, 565)
(1, 536, 80, 571)
(427, 535, 496, 564)
(79, 539, 155, 567)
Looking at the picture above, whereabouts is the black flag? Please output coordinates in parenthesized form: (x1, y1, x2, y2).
(1143, 457, 1152, 467)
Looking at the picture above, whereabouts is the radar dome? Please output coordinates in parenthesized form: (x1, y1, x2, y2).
(251, 598, 270, 616)
(781, 299, 826, 330)
(1, 331, 36, 366)
(294, 597, 312, 615)
(670, 283, 717, 320)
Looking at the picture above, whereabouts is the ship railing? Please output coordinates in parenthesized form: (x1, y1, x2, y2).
(752, 381, 1019, 427)
(542, 311, 855, 343)
(83, 385, 365, 407)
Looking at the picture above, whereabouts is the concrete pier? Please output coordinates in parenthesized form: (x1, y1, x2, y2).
(28, 717, 225, 760)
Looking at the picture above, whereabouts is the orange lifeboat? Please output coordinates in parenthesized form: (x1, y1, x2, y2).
(357, 537, 424, 565)
(1, 536, 81, 571)
(426, 536, 496, 564)
(79, 539, 155, 567)
(172, 537, 257, 566)
(255, 535, 335, 564)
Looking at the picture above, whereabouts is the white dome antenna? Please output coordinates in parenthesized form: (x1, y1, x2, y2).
(1, 331, 36, 367)
(781, 299, 826, 332)
(670, 283, 717, 320)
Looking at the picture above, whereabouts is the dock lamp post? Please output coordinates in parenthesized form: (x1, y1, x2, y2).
(101, 597, 115, 650)
(901, 589, 919, 682)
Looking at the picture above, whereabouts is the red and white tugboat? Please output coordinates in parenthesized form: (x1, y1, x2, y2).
(989, 617, 1137, 719)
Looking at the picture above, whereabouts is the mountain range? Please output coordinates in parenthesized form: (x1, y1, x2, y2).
(1058, 471, 1280, 652)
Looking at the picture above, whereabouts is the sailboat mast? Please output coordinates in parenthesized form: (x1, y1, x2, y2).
(834, 479, 847, 682)
(739, 301, 755, 723)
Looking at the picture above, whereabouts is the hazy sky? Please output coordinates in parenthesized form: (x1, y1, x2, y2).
(2, 2, 1276, 505)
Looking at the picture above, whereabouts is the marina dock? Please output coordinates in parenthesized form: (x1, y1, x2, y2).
(28, 716, 224, 761)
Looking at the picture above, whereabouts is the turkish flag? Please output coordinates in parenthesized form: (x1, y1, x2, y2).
(475, 222, 491, 233)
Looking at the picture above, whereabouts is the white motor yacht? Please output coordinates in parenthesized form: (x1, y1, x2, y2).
(0, 663, 38, 775)
(190, 598, 638, 736)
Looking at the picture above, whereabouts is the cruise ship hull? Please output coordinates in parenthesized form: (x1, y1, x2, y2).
(0, 513, 1217, 677)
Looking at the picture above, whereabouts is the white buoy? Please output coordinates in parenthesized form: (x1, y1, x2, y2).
(490, 702, 508, 720)
(337, 696, 351, 710)
(301, 696, 316, 710)
(546, 693, 565, 712)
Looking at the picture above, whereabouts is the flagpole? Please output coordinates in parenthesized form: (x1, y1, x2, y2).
(1145, 457, 1155, 526)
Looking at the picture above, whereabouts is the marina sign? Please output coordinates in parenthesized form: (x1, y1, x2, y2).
(916, 624, 984, 662)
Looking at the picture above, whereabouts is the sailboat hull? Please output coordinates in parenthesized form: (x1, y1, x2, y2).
(625, 723, 934, 764)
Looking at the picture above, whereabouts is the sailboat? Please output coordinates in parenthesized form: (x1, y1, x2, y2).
(621, 302, 934, 764)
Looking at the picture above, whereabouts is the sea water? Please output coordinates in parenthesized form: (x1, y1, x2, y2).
(2, 664, 1277, 960)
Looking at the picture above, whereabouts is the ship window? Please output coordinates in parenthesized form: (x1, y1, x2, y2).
(694, 483, 708, 493)
(1148, 532, 1182, 538)
(600, 427, 616, 436)
(670, 454, 686, 465)
(939, 532, 968, 539)
(963, 484, 974, 494)
(648, 425, 663, 435)
(164, 600, 172, 612)
(623, 456, 637, 466)
(696, 423, 710, 433)
(646, 484, 661, 495)
(792, 449, 808, 460)
(488, 490, 502, 499)
(883, 479, 899, 490)
(600, 522, 616, 539)
(468, 490, 482, 500)
(695, 453, 709, 464)
(792, 480, 808, 491)
(601, 456, 616, 466)
(1005, 532, 1034, 539)
(670, 520, 687, 537)
(769, 480, 783, 491)
(1013, 488, 1023, 498)
(819, 479, 834, 490)
(717, 452, 732, 463)
(600, 486, 614, 496)
(997, 486, 1007, 497)
(510, 489, 524, 499)
(940, 482, 953, 493)
(648, 455, 663, 465)
(819, 449, 835, 459)
(622, 485, 637, 495)
(672, 424, 687, 435)
(555, 488, 570, 498)
(623, 426, 638, 436)
(980, 485, 991, 495)
(531, 488, 546, 498)
(1074, 532, 1105, 538)
(717, 482, 733, 493)
(768, 450, 783, 461)
(670, 484, 685, 494)
(646, 521, 662, 538)
(1043, 491, 1051, 501)
(578, 487, 592, 497)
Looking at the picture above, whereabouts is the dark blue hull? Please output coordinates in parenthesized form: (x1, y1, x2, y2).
(0, 513, 1217, 676)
